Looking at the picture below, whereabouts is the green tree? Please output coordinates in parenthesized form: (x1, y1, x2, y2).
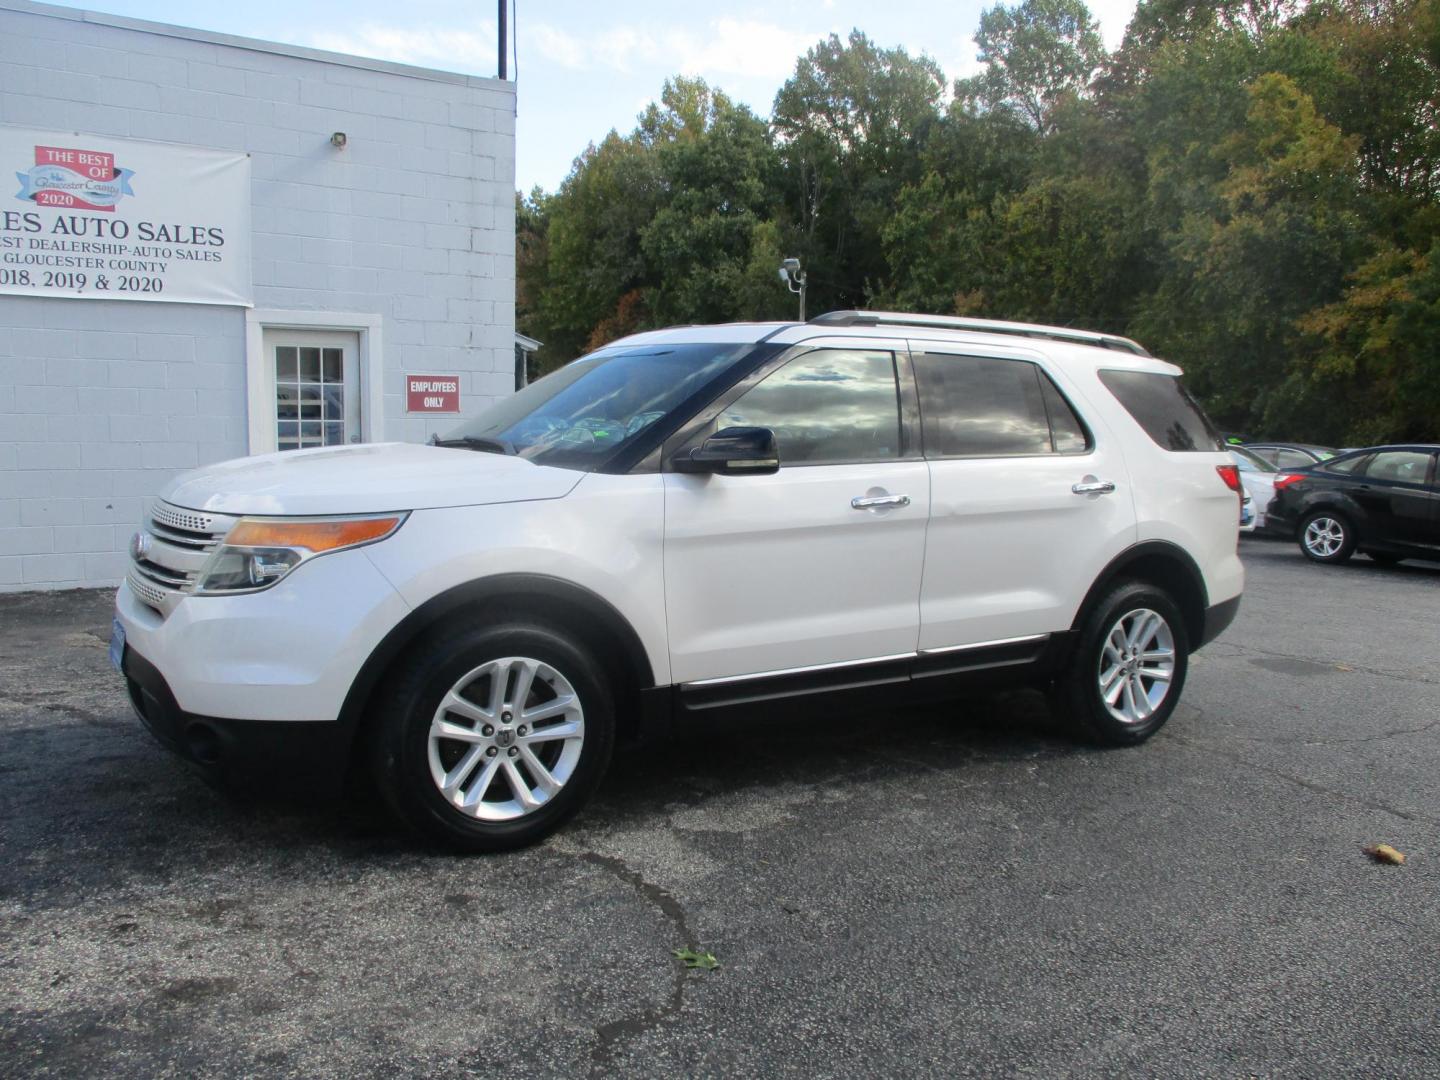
(535, 131, 662, 361)
(1135, 73, 1364, 430)
(772, 31, 945, 310)
(638, 78, 789, 327)
(957, 0, 1106, 131)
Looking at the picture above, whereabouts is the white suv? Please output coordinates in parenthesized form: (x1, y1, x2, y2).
(113, 311, 1244, 850)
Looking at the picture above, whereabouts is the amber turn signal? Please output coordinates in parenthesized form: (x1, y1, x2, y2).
(226, 516, 402, 553)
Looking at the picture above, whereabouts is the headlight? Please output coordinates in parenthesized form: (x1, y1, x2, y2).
(194, 513, 407, 594)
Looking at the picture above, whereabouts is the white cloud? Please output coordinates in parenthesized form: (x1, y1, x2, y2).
(530, 23, 656, 73)
(667, 19, 817, 81)
(304, 21, 497, 74)
(526, 17, 814, 83)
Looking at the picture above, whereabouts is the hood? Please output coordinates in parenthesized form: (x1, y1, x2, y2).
(161, 443, 584, 517)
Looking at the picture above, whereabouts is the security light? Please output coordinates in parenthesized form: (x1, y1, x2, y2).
(777, 257, 807, 320)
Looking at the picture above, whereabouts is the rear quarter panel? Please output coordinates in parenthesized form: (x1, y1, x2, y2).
(1063, 362, 1244, 609)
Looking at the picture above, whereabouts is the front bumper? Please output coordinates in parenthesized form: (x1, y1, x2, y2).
(114, 545, 410, 723)
(122, 645, 352, 795)
(114, 544, 412, 793)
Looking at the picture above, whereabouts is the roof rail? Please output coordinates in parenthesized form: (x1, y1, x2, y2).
(808, 310, 1152, 357)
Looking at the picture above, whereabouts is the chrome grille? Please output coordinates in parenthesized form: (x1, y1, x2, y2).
(150, 503, 222, 534)
(125, 570, 168, 610)
(126, 501, 237, 616)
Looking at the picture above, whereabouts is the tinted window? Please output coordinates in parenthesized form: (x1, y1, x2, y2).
(1326, 454, 1369, 475)
(1098, 370, 1224, 452)
(1274, 448, 1313, 469)
(1363, 451, 1434, 484)
(915, 354, 1053, 456)
(717, 349, 901, 465)
(1246, 447, 1281, 466)
(1230, 447, 1276, 473)
(1040, 374, 1091, 453)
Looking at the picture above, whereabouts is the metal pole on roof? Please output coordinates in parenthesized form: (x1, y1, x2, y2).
(498, 1, 508, 80)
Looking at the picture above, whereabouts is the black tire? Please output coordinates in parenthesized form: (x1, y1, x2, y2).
(1051, 580, 1190, 746)
(1298, 510, 1355, 564)
(369, 620, 615, 852)
(1367, 552, 1402, 566)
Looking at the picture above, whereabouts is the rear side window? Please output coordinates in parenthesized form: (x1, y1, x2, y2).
(1362, 451, 1434, 484)
(1273, 448, 1314, 469)
(915, 353, 1091, 457)
(1326, 454, 1369, 475)
(1098, 370, 1224, 452)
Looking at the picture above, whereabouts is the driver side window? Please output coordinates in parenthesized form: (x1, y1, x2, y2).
(715, 349, 902, 466)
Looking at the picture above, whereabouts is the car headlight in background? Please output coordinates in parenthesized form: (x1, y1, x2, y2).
(194, 514, 408, 594)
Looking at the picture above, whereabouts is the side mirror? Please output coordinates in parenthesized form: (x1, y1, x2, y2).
(673, 426, 780, 476)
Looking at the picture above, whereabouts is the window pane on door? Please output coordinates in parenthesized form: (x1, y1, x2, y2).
(916, 354, 1052, 456)
(1363, 451, 1432, 483)
(276, 343, 350, 451)
(717, 350, 901, 465)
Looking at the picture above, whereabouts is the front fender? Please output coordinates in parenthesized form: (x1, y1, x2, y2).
(361, 474, 669, 687)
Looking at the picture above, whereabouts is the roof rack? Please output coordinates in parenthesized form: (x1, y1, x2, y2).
(808, 310, 1152, 357)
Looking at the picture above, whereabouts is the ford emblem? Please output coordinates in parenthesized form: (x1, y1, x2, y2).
(130, 531, 152, 562)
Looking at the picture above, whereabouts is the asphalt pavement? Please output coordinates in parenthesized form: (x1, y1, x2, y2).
(2, 540, 1438, 1078)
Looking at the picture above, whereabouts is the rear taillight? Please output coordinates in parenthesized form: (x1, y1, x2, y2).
(1216, 464, 1242, 493)
(1272, 472, 1305, 490)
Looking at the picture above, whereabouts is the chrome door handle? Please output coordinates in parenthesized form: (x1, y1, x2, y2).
(851, 494, 911, 510)
(1072, 479, 1116, 495)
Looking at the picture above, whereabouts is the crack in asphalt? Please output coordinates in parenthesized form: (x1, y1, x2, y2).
(1170, 732, 1439, 826)
(569, 851, 698, 1074)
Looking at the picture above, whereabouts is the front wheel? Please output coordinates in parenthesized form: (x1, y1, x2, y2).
(1299, 511, 1355, 564)
(1052, 581, 1189, 746)
(370, 621, 615, 852)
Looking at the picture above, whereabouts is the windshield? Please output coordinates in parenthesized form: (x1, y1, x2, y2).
(440, 342, 755, 470)
(1230, 447, 1277, 473)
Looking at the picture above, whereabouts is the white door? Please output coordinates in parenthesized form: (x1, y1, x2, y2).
(914, 347, 1136, 650)
(663, 345, 929, 685)
(262, 328, 361, 452)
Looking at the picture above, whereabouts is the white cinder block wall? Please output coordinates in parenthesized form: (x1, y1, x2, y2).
(0, 0, 517, 589)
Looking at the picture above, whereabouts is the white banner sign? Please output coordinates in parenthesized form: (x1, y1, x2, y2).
(1, 127, 251, 306)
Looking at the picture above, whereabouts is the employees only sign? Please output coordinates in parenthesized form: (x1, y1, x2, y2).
(407, 374, 461, 413)
(1, 127, 251, 306)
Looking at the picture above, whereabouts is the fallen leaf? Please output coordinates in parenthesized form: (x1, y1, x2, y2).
(1362, 843, 1405, 865)
(673, 947, 720, 970)
(1335, 663, 1354, 672)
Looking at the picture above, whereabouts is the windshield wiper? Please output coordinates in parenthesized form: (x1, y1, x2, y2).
(429, 434, 517, 455)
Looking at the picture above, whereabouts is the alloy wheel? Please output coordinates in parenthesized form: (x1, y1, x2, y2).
(1096, 608, 1176, 725)
(1303, 516, 1345, 558)
(426, 656, 585, 821)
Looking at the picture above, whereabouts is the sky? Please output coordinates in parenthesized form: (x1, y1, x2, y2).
(41, 0, 1141, 194)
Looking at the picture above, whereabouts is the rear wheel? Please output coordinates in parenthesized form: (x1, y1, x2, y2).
(1053, 581, 1189, 746)
(370, 620, 615, 852)
(1299, 511, 1355, 564)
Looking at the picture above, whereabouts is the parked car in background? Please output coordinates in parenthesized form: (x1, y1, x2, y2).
(1243, 441, 1336, 469)
(1266, 445, 1440, 565)
(1239, 487, 1256, 532)
(1231, 446, 1279, 534)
